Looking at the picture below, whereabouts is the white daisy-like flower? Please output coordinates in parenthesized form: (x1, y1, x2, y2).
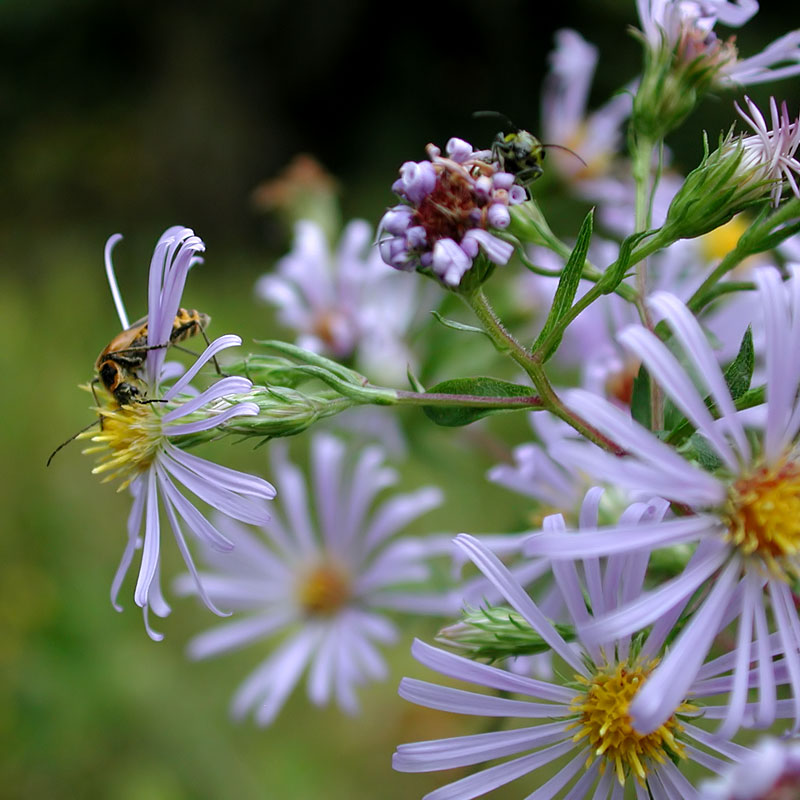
(176, 432, 447, 725)
(82, 226, 275, 639)
(527, 265, 800, 738)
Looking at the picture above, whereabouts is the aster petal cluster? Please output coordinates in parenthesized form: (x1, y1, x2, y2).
(379, 138, 525, 287)
(699, 737, 800, 799)
(637, 0, 800, 86)
(527, 266, 800, 738)
(395, 519, 751, 799)
(541, 29, 631, 191)
(734, 95, 800, 207)
(176, 433, 446, 725)
(83, 227, 276, 639)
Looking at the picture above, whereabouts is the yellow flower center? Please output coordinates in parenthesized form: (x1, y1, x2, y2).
(568, 661, 690, 786)
(297, 563, 351, 616)
(725, 460, 800, 579)
(80, 391, 163, 492)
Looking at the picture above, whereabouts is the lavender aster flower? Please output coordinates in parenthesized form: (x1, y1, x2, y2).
(395, 521, 751, 799)
(541, 29, 631, 191)
(699, 737, 800, 799)
(257, 219, 430, 385)
(636, 1, 800, 86)
(81, 227, 275, 640)
(379, 139, 522, 288)
(176, 433, 445, 725)
(528, 265, 800, 737)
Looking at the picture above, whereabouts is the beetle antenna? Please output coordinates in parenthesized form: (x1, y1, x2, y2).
(47, 419, 100, 466)
(541, 143, 587, 167)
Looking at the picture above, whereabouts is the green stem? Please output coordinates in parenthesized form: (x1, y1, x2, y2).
(688, 198, 800, 312)
(464, 289, 624, 454)
(394, 390, 543, 410)
(514, 240, 638, 303)
(631, 132, 665, 430)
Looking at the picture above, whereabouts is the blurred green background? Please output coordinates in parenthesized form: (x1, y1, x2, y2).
(3, 1, 798, 797)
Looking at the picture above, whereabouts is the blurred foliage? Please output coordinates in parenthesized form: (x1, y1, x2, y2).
(3, 1, 798, 797)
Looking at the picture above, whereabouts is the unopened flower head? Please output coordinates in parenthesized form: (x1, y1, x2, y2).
(395, 522, 746, 799)
(81, 226, 275, 639)
(663, 97, 800, 241)
(528, 267, 800, 738)
(634, 2, 800, 139)
(378, 138, 525, 288)
(176, 433, 446, 725)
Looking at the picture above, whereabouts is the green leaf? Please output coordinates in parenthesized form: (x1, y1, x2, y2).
(630, 364, 652, 429)
(603, 228, 652, 289)
(532, 209, 594, 360)
(735, 383, 764, 410)
(682, 432, 723, 472)
(723, 326, 753, 401)
(406, 365, 426, 393)
(666, 326, 754, 445)
(430, 310, 493, 339)
(255, 340, 365, 384)
(422, 377, 533, 427)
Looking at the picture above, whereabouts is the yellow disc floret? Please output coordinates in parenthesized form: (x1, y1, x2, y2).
(80, 396, 164, 492)
(568, 660, 690, 786)
(725, 459, 800, 579)
(297, 562, 351, 616)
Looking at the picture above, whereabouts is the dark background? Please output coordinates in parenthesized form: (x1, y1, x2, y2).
(3, 0, 794, 254)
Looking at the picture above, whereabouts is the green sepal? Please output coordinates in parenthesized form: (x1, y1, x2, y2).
(437, 605, 576, 663)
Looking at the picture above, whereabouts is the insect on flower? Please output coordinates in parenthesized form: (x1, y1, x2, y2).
(48, 308, 215, 466)
(474, 110, 586, 192)
(95, 308, 212, 406)
(74, 226, 275, 639)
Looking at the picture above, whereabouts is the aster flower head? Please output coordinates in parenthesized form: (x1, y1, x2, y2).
(256, 219, 427, 385)
(663, 96, 800, 242)
(699, 737, 800, 799)
(395, 513, 751, 800)
(732, 95, 800, 207)
(528, 265, 800, 738)
(633, 2, 800, 138)
(488, 412, 632, 527)
(378, 138, 525, 289)
(541, 29, 631, 191)
(176, 433, 446, 725)
(81, 226, 276, 639)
